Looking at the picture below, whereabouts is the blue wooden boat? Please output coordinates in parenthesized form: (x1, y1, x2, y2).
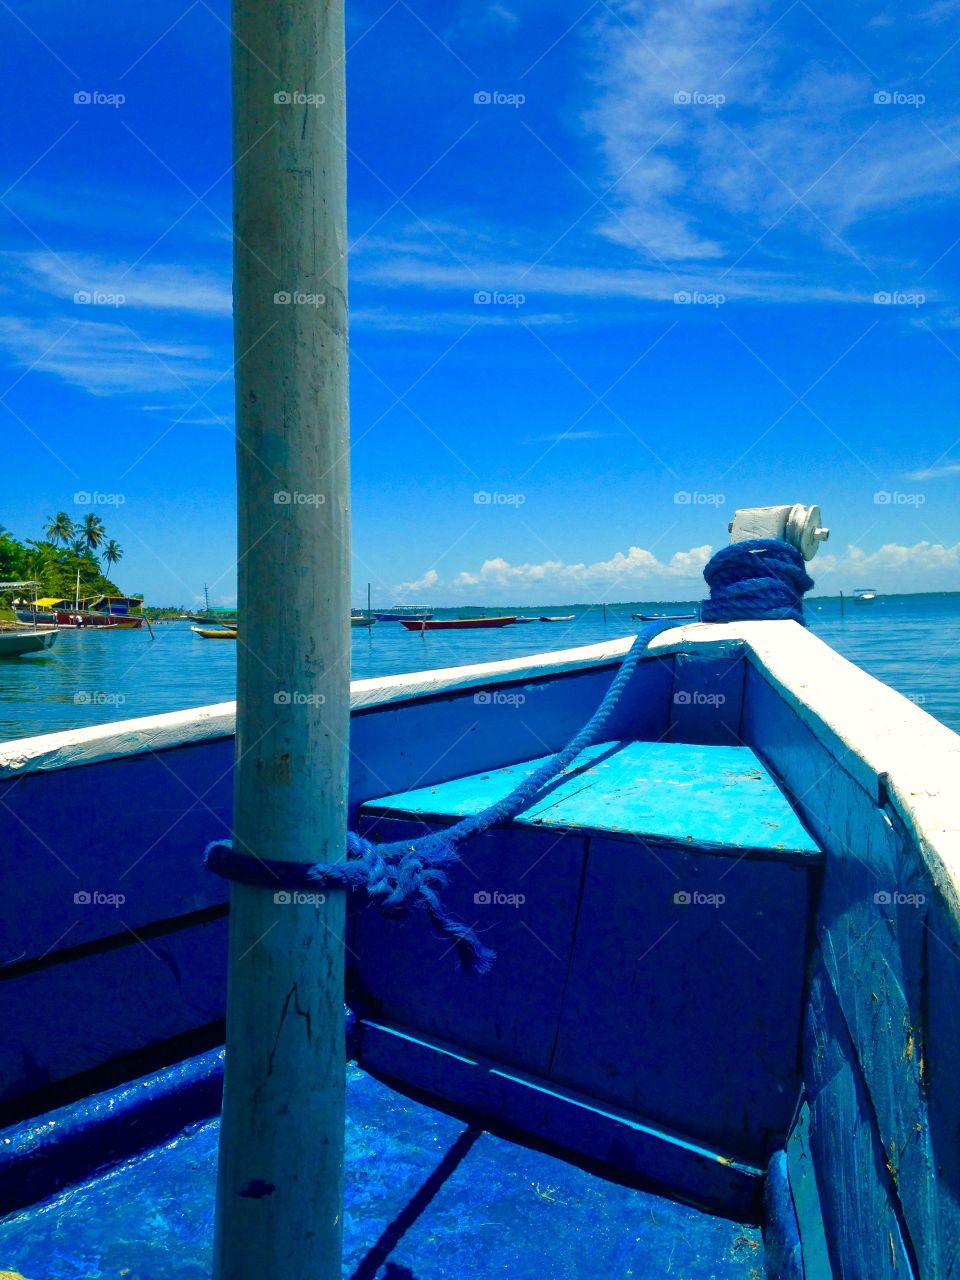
(2, 2, 955, 1274)
(3, 543, 959, 1276)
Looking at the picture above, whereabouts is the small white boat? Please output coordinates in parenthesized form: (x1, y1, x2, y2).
(0, 628, 59, 657)
(539, 615, 575, 622)
(853, 588, 877, 604)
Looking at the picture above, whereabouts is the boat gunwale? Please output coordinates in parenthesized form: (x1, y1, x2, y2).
(1, 619, 958, 922)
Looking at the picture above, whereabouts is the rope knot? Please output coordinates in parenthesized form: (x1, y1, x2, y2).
(701, 539, 812, 624)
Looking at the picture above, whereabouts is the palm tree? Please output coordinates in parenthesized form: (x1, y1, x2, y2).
(102, 539, 124, 571)
(81, 513, 106, 554)
(70, 537, 89, 559)
(44, 512, 75, 547)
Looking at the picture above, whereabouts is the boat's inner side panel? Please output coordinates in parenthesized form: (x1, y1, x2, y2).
(0, 739, 233, 1116)
(0, 654, 675, 1114)
(743, 663, 960, 1280)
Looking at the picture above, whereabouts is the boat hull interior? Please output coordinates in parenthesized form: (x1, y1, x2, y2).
(1, 619, 957, 1278)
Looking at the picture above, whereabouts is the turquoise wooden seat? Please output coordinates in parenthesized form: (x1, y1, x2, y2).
(352, 738, 823, 1172)
(361, 739, 822, 863)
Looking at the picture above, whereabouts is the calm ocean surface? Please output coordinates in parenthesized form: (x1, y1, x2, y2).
(2, 595, 959, 742)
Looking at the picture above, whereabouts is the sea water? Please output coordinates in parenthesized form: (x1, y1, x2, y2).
(1, 595, 958, 742)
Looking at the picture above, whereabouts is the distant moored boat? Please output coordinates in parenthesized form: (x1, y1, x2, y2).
(853, 588, 878, 604)
(0, 628, 59, 657)
(401, 615, 517, 631)
(191, 626, 238, 639)
(632, 611, 699, 622)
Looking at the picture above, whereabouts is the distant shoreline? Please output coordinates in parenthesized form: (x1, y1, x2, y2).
(146, 590, 960, 612)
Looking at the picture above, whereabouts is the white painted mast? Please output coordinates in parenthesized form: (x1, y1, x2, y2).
(214, 0, 350, 1276)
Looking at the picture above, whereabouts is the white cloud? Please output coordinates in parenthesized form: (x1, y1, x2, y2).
(10, 252, 232, 317)
(0, 315, 222, 396)
(394, 567, 441, 595)
(905, 463, 960, 480)
(588, 0, 960, 267)
(395, 539, 960, 601)
(354, 252, 863, 305)
(351, 305, 576, 331)
(524, 430, 615, 443)
(815, 540, 960, 590)
(406, 542, 713, 598)
(487, 2, 518, 26)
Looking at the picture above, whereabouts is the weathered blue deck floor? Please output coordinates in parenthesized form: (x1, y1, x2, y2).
(0, 1066, 764, 1279)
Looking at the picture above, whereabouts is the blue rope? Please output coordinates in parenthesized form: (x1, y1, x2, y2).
(701, 539, 813, 623)
(206, 538, 813, 972)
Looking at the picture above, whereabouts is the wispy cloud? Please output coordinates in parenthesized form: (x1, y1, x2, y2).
(523, 430, 615, 443)
(588, 0, 960, 273)
(0, 315, 222, 396)
(4, 252, 231, 317)
(905, 462, 960, 479)
(483, 1, 518, 28)
(354, 250, 867, 304)
(352, 305, 577, 331)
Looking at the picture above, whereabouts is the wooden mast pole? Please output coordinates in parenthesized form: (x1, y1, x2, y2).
(214, 1, 350, 1277)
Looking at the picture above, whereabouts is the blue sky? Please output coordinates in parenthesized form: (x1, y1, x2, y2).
(1, 0, 959, 606)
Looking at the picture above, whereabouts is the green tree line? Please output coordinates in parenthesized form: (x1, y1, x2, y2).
(0, 512, 129, 604)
